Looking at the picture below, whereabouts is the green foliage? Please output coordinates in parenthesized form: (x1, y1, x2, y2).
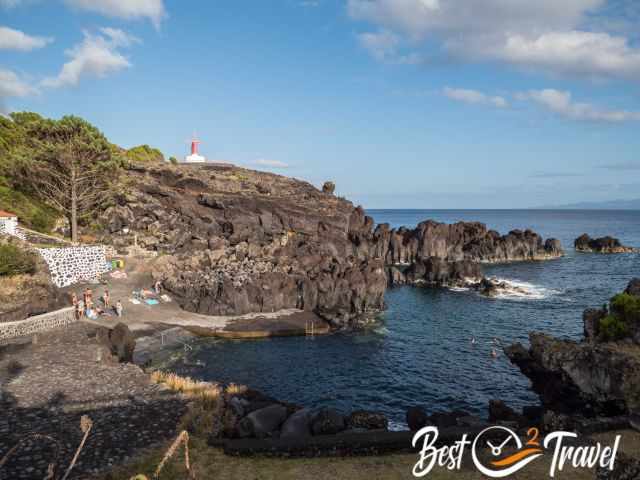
(0, 243, 37, 276)
(610, 293, 640, 324)
(125, 144, 165, 163)
(169, 156, 178, 165)
(597, 293, 640, 341)
(0, 186, 58, 232)
(598, 314, 630, 342)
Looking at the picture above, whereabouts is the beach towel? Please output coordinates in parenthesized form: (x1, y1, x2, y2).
(130, 298, 141, 305)
(160, 294, 172, 303)
(145, 299, 159, 306)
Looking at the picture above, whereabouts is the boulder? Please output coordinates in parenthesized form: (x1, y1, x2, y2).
(238, 404, 287, 438)
(280, 408, 312, 439)
(96, 323, 136, 363)
(346, 410, 388, 430)
(322, 181, 335, 195)
(310, 408, 346, 436)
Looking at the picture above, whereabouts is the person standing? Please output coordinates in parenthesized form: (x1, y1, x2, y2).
(116, 300, 123, 318)
(103, 289, 110, 308)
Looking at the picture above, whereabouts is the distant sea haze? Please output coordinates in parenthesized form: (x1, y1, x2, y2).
(534, 198, 640, 210)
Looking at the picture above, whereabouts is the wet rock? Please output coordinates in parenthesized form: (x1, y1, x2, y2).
(406, 406, 429, 431)
(310, 408, 346, 436)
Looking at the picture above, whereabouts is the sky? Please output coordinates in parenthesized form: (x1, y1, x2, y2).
(1, 0, 640, 209)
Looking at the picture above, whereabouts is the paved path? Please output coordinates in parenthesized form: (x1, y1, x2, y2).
(0, 323, 187, 479)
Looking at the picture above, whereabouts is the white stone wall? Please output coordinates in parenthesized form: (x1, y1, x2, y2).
(37, 246, 110, 287)
(0, 217, 18, 236)
(0, 307, 76, 341)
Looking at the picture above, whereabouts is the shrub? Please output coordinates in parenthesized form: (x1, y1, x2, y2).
(598, 314, 629, 342)
(0, 244, 37, 276)
(609, 293, 640, 325)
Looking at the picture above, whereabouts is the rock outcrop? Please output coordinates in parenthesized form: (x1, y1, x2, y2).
(379, 221, 562, 288)
(506, 279, 640, 417)
(99, 163, 563, 327)
(575, 234, 636, 254)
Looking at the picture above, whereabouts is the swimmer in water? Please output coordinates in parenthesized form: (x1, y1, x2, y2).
(490, 348, 498, 358)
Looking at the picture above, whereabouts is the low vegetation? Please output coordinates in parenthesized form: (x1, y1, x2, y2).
(0, 243, 37, 276)
(598, 293, 640, 341)
(125, 144, 165, 164)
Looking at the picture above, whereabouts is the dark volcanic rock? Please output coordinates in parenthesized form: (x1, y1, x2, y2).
(280, 408, 312, 439)
(506, 280, 640, 417)
(99, 163, 563, 327)
(96, 323, 136, 363)
(239, 404, 288, 438)
(406, 406, 429, 431)
(488, 400, 520, 423)
(575, 234, 636, 254)
(310, 408, 346, 435)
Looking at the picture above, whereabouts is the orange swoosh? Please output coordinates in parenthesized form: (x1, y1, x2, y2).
(491, 448, 543, 467)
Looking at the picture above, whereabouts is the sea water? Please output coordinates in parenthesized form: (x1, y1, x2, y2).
(170, 209, 640, 426)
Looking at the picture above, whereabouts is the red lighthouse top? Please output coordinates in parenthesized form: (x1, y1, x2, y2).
(191, 136, 201, 155)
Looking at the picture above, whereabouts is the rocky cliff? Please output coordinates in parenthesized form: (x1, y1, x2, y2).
(506, 279, 640, 417)
(100, 163, 563, 326)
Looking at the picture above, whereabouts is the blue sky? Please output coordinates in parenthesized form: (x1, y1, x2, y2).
(1, 0, 640, 208)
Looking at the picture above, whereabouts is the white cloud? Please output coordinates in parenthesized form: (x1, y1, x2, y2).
(64, 0, 166, 29)
(253, 159, 290, 168)
(42, 29, 135, 88)
(347, 0, 640, 80)
(518, 89, 640, 122)
(443, 87, 508, 108)
(0, 26, 53, 51)
(357, 30, 399, 61)
(0, 68, 37, 114)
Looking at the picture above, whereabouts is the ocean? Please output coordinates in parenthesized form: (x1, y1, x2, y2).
(169, 209, 640, 428)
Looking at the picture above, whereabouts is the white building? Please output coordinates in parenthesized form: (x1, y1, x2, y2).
(0, 211, 19, 237)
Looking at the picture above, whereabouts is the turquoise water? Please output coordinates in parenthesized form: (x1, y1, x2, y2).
(172, 210, 640, 427)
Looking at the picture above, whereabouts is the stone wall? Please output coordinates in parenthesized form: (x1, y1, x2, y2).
(37, 246, 110, 288)
(0, 307, 76, 341)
